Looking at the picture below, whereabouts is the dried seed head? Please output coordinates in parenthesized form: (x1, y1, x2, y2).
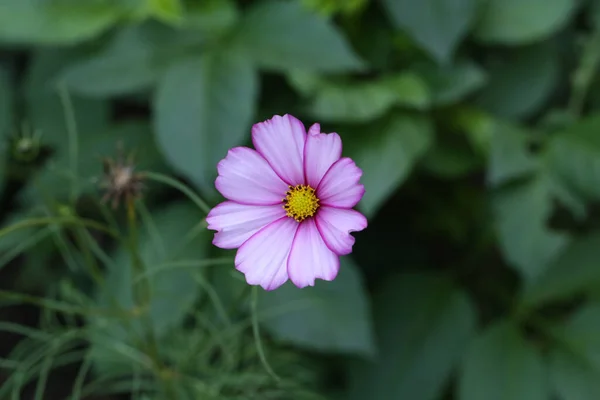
(99, 141, 145, 209)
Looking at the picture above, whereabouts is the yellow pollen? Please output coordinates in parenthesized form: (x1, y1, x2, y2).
(282, 184, 320, 222)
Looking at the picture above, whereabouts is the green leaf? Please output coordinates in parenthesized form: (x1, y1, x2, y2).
(144, 0, 183, 24)
(421, 60, 487, 105)
(550, 303, 600, 399)
(550, 348, 600, 400)
(487, 122, 537, 187)
(475, 43, 560, 119)
(379, 0, 477, 63)
(521, 233, 600, 308)
(20, 49, 132, 204)
(290, 71, 430, 123)
(492, 175, 569, 280)
(344, 114, 434, 217)
(153, 51, 258, 196)
(90, 201, 210, 371)
(260, 257, 375, 356)
(591, 0, 600, 28)
(0, 0, 123, 45)
(450, 108, 497, 161)
(25, 49, 112, 148)
(230, 1, 363, 72)
(302, 0, 367, 16)
(59, 23, 202, 97)
(458, 321, 548, 400)
(347, 273, 475, 400)
(473, 0, 577, 45)
(180, 0, 238, 34)
(546, 114, 600, 201)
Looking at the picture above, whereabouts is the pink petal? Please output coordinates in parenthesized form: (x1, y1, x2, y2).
(287, 218, 339, 288)
(206, 201, 286, 249)
(307, 123, 320, 136)
(215, 147, 288, 205)
(317, 157, 366, 208)
(303, 124, 342, 188)
(252, 114, 306, 185)
(315, 206, 367, 255)
(235, 217, 299, 290)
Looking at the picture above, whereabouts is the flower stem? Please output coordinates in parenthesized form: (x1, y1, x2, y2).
(251, 286, 280, 382)
(142, 171, 212, 215)
(57, 82, 79, 205)
(126, 197, 169, 396)
(0, 217, 118, 239)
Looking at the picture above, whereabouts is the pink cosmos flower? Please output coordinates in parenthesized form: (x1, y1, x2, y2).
(206, 114, 367, 290)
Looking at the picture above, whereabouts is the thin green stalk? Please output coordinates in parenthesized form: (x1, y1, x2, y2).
(72, 224, 105, 286)
(137, 200, 166, 259)
(95, 198, 120, 233)
(47, 223, 80, 272)
(0, 290, 130, 318)
(185, 312, 236, 373)
(127, 199, 150, 307)
(192, 272, 232, 327)
(0, 227, 51, 271)
(126, 198, 173, 399)
(0, 217, 119, 240)
(33, 343, 58, 400)
(133, 258, 233, 283)
(251, 286, 280, 382)
(70, 352, 92, 400)
(57, 83, 79, 204)
(143, 171, 211, 215)
(126, 198, 152, 314)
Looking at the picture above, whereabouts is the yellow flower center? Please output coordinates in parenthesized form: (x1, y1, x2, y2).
(283, 184, 320, 222)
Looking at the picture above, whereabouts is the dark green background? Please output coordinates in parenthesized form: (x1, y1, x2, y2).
(1, 0, 600, 399)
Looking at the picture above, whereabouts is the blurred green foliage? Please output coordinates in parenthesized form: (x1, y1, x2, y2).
(2, 0, 600, 399)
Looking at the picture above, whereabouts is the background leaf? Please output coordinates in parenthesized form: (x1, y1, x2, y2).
(421, 60, 487, 105)
(290, 71, 430, 123)
(475, 43, 560, 119)
(347, 273, 476, 400)
(546, 114, 600, 201)
(0, 0, 123, 45)
(492, 174, 569, 279)
(24, 49, 112, 147)
(550, 348, 600, 400)
(550, 303, 600, 400)
(379, 0, 477, 63)
(139, 0, 184, 24)
(58, 23, 203, 97)
(459, 321, 549, 400)
(344, 114, 434, 217)
(153, 51, 258, 196)
(487, 122, 537, 187)
(473, 0, 577, 45)
(230, 0, 363, 72)
(521, 233, 600, 308)
(260, 257, 375, 356)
